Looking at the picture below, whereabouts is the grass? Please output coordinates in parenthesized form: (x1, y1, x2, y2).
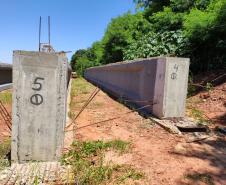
(187, 106, 210, 125)
(71, 78, 94, 97)
(0, 139, 11, 171)
(69, 78, 95, 119)
(186, 96, 210, 125)
(185, 173, 215, 185)
(0, 91, 12, 171)
(66, 79, 144, 184)
(61, 140, 144, 184)
(0, 90, 12, 105)
(117, 166, 144, 183)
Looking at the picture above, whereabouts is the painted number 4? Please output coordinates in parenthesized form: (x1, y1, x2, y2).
(171, 64, 179, 80)
(30, 77, 44, 106)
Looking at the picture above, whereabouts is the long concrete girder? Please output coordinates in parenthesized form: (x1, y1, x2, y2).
(0, 63, 12, 85)
(85, 57, 190, 119)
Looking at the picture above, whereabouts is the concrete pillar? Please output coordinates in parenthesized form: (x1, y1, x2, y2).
(84, 57, 190, 119)
(152, 57, 190, 118)
(11, 51, 68, 163)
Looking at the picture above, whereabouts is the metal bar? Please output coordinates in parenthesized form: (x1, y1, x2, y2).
(39, 16, 42, 52)
(48, 16, 51, 52)
(0, 100, 11, 120)
(0, 100, 11, 131)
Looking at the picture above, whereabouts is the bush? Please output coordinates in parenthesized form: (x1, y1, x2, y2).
(183, 0, 226, 72)
(101, 12, 151, 64)
(71, 0, 226, 75)
(123, 30, 187, 60)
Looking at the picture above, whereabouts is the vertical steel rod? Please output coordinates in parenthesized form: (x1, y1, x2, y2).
(39, 16, 42, 52)
(48, 16, 51, 52)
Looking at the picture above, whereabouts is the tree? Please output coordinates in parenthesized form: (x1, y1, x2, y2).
(134, 0, 170, 18)
(101, 12, 151, 64)
(71, 0, 226, 75)
(71, 47, 101, 75)
(150, 7, 184, 32)
(183, 0, 226, 72)
(71, 49, 87, 71)
(123, 30, 186, 60)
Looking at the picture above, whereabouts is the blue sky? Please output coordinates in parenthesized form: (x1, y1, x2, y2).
(0, 0, 136, 63)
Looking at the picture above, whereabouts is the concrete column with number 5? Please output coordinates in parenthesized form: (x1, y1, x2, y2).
(11, 51, 68, 163)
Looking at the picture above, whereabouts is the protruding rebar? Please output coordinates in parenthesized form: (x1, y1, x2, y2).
(39, 16, 42, 52)
(48, 16, 51, 52)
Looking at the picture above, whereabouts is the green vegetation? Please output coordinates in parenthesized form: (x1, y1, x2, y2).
(0, 139, 11, 171)
(69, 78, 95, 119)
(61, 140, 143, 184)
(186, 101, 210, 125)
(71, 78, 94, 96)
(190, 107, 207, 123)
(0, 91, 12, 104)
(71, 0, 226, 76)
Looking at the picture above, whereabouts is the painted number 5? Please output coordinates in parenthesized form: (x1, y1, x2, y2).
(32, 77, 44, 91)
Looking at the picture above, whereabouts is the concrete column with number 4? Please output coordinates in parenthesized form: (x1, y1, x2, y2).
(11, 51, 68, 163)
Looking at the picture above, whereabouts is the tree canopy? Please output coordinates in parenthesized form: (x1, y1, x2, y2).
(71, 0, 226, 75)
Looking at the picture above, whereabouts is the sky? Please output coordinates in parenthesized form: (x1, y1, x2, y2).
(0, 0, 136, 63)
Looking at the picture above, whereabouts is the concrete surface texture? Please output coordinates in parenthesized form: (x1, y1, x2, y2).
(11, 51, 68, 163)
(84, 57, 190, 119)
(0, 162, 70, 184)
(0, 63, 12, 85)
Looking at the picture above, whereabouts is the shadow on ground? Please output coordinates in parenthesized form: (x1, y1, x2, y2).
(174, 135, 226, 185)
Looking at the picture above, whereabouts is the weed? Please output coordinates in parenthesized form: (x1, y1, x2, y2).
(69, 78, 95, 119)
(67, 140, 130, 157)
(71, 78, 94, 96)
(117, 166, 144, 183)
(0, 91, 12, 104)
(104, 140, 130, 153)
(187, 74, 196, 97)
(0, 139, 11, 171)
(61, 140, 143, 185)
(205, 82, 213, 92)
(33, 175, 39, 185)
(190, 107, 209, 124)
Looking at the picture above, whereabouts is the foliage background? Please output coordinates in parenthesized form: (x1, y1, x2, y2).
(71, 0, 226, 76)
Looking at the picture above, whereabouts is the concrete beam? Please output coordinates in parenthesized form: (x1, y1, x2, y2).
(11, 51, 68, 163)
(84, 57, 190, 119)
(0, 83, 12, 92)
(0, 63, 12, 85)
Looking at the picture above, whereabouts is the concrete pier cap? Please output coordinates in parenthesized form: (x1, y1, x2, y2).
(11, 50, 68, 163)
(85, 57, 190, 119)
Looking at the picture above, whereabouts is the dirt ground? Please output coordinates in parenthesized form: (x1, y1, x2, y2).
(65, 78, 226, 185)
(187, 82, 226, 126)
(0, 89, 12, 142)
(0, 78, 225, 184)
(0, 104, 11, 142)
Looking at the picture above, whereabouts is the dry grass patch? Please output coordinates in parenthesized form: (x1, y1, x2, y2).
(0, 90, 12, 105)
(0, 139, 10, 171)
(69, 78, 95, 119)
